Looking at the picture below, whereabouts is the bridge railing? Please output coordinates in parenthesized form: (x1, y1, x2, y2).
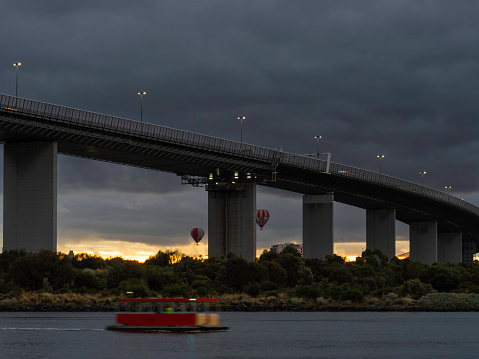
(0, 94, 278, 163)
(1, 94, 478, 216)
(276, 150, 479, 215)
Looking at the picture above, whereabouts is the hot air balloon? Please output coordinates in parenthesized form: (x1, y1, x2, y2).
(190, 228, 205, 245)
(256, 209, 270, 230)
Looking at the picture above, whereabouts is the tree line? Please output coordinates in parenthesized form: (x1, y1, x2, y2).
(1, 247, 479, 303)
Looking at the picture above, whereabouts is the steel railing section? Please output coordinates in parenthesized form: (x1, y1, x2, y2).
(1, 93, 478, 218)
(0, 94, 278, 160)
(276, 151, 479, 216)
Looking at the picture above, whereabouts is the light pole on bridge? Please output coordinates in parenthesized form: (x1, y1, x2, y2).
(13, 62, 21, 98)
(238, 116, 245, 148)
(377, 155, 385, 174)
(445, 186, 452, 193)
(314, 135, 322, 158)
(419, 171, 427, 186)
(138, 91, 146, 122)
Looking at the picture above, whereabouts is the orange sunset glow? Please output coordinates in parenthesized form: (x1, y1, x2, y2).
(59, 238, 410, 262)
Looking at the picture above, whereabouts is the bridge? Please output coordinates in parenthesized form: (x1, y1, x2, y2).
(0, 93, 478, 264)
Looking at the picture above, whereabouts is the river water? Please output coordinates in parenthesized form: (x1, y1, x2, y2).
(0, 311, 478, 358)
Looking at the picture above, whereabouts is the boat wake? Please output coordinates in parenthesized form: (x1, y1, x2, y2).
(0, 327, 104, 331)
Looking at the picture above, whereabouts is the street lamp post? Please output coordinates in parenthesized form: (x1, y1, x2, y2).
(314, 135, 322, 158)
(445, 186, 452, 193)
(13, 62, 21, 98)
(419, 171, 427, 186)
(238, 116, 245, 147)
(138, 91, 146, 122)
(377, 155, 385, 174)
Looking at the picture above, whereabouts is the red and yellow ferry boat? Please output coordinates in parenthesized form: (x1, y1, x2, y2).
(106, 298, 228, 332)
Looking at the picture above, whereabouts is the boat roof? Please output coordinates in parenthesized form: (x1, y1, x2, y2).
(116, 298, 220, 303)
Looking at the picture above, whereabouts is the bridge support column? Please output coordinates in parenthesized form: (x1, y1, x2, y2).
(207, 183, 256, 261)
(409, 222, 437, 265)
(3, 142, 57, 252)
(437, 232, 462, 263)
(462, 240, 476, 264)
(303, 194, 333, 259)
(366, 209, 396, 258)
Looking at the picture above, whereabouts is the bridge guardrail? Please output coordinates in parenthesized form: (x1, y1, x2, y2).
(1, 93, 478, 217)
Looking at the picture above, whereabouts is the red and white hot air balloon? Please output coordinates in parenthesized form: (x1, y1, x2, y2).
(190, 228, 205, 245)
(256, 209, 270, 230)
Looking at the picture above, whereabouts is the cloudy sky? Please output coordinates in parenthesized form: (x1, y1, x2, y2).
(1, 1, 479, 260)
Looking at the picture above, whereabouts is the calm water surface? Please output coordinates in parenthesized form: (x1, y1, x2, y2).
(0, 311, 478, 358)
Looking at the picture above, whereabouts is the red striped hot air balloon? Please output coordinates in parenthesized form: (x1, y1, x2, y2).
(190, 228, 205, 245)
(256, 209, 270, 230)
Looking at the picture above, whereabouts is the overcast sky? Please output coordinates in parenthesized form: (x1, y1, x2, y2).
(1, 1, 478, 260)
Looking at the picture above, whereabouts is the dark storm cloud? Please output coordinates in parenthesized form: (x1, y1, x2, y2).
(57, 156, 186, 195)
(2, 1, 479, 251)
(58, 188, 209, 247)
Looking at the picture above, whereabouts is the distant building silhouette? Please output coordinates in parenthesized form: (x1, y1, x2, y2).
(270, 243, 303, 257)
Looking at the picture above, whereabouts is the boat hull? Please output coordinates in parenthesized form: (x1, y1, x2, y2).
(106, 324, 229, 332)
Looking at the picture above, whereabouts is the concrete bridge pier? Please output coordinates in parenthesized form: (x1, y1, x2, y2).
(437, 232, 462, 263)
(3, 142, 58, 253)
(462, 240, 476, 263)
(409, 221, 437, 265)
(366, 208, 396, 258)
(207, 183, 256, 262)
(303, 194, 334, 259)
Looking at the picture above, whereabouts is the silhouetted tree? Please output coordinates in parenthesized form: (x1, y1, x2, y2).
(72, 253, 105, 270)
(0, 249, 27, 273)
(260, 260, 287, 287)
(7, 250, 74, 290)
(276, 250, 302, 287)
(146, 265, 179, 292)
(144, 250, 170, 266)
(258, 249, 279, 262)
(215, 254, 255, 292)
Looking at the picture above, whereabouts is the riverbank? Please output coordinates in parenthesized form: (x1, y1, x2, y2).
(2, 291, 477, 311)
(0, 292, 479, 312)
(0, 303, 423, 312)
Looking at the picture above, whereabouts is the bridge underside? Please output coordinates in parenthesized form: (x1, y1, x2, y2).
(261, 176, 478, 245)
(2, 140, 476, 264)
(0, 108, 272, 181)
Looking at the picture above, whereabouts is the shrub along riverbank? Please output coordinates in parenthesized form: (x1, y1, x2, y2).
(1, 247, 479, 311)
(2, 292, 479, 312)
